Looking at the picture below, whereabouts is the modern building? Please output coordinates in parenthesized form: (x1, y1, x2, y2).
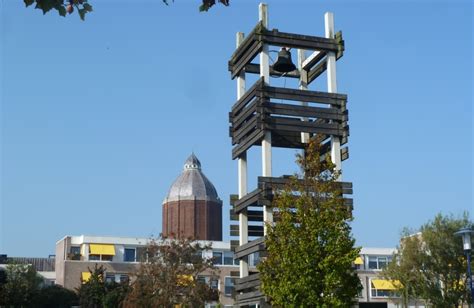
(162, 154, 223, 241)
(55, 234, 256, 307)
(355, 247, 431, 308)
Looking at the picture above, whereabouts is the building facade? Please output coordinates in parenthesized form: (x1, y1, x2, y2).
(55, 235, 253, 307)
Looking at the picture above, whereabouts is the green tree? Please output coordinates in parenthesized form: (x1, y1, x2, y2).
(258, 137, 361, 307)
(124, 236, 219, 307)
(383, 213, 473, 308)
(0, 263, 42, 307)
(76, 264, 130, 308)
(23, 0, 230, 20)
(103, 281, 130, 308)
(33, 284, 79, 308)
(76, 264, 107, 308)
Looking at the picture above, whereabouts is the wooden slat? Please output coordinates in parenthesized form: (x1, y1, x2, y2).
(308, 58, 328, 84)
(264, 121, 344, 137)
(245, 63, 301, 79)
(258, 176, 353, 194)
(263, 28, 340, 48)
(302, 50, 326, 71)
(264, 102, 345, 121)
(229, 21, 262, 65)
(232, 117, 258, 144)
(236, 290, 265, 303)
(262, 31, 339, 52)
(341, 146, 349, 161)
(234, 237, 265, 259)
(262, 86, 347, 106)
(232, 130, 265, 159)
(232, 99, 258, 131)
(235, 273, 261, 291)
(231, 41, 263, 79)
(234, 188, 260, 214)
(231, 77, 263, 117)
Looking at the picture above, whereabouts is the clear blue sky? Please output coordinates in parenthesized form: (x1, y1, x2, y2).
(1, 0, 472, 257)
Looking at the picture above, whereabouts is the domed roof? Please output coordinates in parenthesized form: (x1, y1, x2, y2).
(163, 154, 220, 204)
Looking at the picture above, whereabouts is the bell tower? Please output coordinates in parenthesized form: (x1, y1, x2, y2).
(228, 4, 352, 306)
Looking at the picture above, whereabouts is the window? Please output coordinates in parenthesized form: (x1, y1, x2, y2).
(105, 273, 115, 283)
(89, 254, 100, 261)
(197, 275, 206, 285)
(101, 255, 113, 261)
(89, 254, 113, 261)
(210, 278, 219, 290)
(224, 277, 235, 296)
(368, 256, 390, 270)
(119, 274, 129, 283)
(124, 248, 136, 262)
(249, 252, 261, 267)
(378, 257, 388, 269)
(223, 251, 234, 265)
(212, 252, 223, 265)
(370, 279, 400, 298)
(69, 246, 81, 260)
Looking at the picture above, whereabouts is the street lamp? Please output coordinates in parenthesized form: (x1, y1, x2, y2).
(455, 227, 474, 307)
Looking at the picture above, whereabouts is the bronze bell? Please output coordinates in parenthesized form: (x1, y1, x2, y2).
(272, 47, 296, 73)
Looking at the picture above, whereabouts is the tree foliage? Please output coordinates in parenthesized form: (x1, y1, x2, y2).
(33, 285, 79, 308)
(124, 237, 219, 307)
(0, 263, 42, 307)
(23, 0, 230, 20)
(258, 137, 361, 307)
(76, 264, 130, 308)
(383, 213, 473, 308)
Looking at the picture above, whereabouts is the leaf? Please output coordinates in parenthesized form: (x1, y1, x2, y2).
(199, 4, 209, 12)
(82, 3, 92, 12)
(57, 5, 66, 16)
(24, 0, 35, 7)
(219, 0, 229, 6)
(78, 8, 86, 20)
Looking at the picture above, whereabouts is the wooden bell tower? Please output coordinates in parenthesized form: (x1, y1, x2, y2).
(228, 3, 352, 306)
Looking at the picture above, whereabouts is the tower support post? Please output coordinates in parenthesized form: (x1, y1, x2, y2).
(236, 31, 249, 278)
(325, 12, 342, 177)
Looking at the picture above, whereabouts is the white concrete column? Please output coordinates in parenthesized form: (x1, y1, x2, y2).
(259, 3, 273, 235)
(298, 49, 310, 144)
(236, 31, 249, 278)
(325, 12, 342, 176)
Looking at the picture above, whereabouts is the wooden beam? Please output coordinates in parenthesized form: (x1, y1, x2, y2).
(244, 63, 301, 79)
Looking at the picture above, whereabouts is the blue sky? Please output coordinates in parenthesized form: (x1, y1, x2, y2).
(1, 0, 472, 257)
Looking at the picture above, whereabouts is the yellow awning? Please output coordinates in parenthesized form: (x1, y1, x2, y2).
(372, 279, 401, 290)
(354, 257, 363, 265)
(89, 244, 115, 255)
(82, 272, 91, 282)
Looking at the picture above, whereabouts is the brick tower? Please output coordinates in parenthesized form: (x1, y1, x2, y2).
(162, 154, 222, 241)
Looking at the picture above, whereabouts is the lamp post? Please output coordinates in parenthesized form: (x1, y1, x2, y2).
(455, 227, 474, 307)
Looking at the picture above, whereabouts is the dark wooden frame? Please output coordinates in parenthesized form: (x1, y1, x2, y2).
(228, 22, 344, 82)
(229, 77, 350, 159)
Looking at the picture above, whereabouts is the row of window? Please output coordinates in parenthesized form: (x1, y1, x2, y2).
(197, 276, 235, 297)
(211, 251, 260, 267)
(354, 255, 392, 270)
(71, 246, 251, 266)
(70, 246, 137, 262)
